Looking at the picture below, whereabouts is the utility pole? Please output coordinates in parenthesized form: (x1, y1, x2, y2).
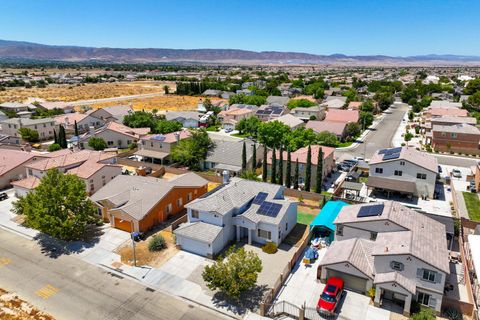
(131, 233, 137, 267)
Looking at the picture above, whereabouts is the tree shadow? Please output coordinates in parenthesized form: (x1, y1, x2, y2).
(33, 224, 105, 259)
(211, 284, 269, 315)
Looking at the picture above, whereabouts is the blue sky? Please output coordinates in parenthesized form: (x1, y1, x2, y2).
(0, 0, 479, 56)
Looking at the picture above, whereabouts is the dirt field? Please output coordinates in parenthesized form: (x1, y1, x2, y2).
(0, 288, 54, 320)
(92, 94, 204, 111)
(116, 230, 179, 268)
(0, 81, 172, 103)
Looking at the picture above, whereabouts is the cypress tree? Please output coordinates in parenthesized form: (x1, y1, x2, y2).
(262, 145, 268, 182)
(53, 129, 58, 145)
(294, 158, 299, 189)
(74, 120, 79, 137)
(278, 146, 283, 186)
(241, 141, 247, 171)
(305, 145, 312, 192)
(59, 125, 67, 149)
(252, 143, 257, 172)
(315, 147, 323, 193)
(285, 149, 292, 188)
(271, 148, 277, 184)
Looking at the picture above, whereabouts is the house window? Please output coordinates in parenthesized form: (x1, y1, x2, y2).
(422, 269, 436, 282)
(417, 292, 431, 306)
(151, 142, 154, 147)
(177, 197, 183, 207)
(90, 184, 94, 191)
(394, 170, 402, 176)
(451, 133, 457, 139)
(285, 222, 288, 231)
(375, 168, 383, 174)
(417, 173, 427, 180)
(96, 208, 102, 216)
(107, 141, 114, 146)
(370, 232, 377, 241)
(187, 192, 193, 201)
(400, 161, 405, 166)
(391, 261, 404, 271)
(336, 225, 343, 236)
(257, 229, 271, 240)
(191, 210, 199, 219)
(166, 203, 173, 214)
(34, 125, 37, 129)
(441, 132, 446, 137)
(28, 169, 33, 176)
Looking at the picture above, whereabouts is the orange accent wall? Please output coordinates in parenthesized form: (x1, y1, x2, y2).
(102, 184, 207, 233)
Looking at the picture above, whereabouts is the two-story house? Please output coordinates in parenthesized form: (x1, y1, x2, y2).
(86, 105, 133, 123)
(290, 106, 325, 121)
(79, 122, 150, 149)
(218, 105, 257, 130)
(90, 173, 208, 233)
(54, 113, 105, 134)
(431, 123, 480, 155)
(318, 201, 449, 316)
(164, 111, 200, 128)
(135, 130, 191, 164)
(12, 149, 121, 196)
(174, 177, 297, 258)
(367, 147, 438, 199)
(0, 117, 58, 141)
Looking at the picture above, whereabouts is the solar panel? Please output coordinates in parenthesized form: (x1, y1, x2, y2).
(252, 192, 268, 205)
(257, 201, 282, 217)
(357, 203, 384, 218)
(151, 135, 166, 141)
(378, 147, 402, 155)
(383, 152, 400, 160)
(378, 149, 388, 154)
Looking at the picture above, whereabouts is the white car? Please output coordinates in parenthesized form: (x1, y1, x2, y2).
(353, 156, 364, 161)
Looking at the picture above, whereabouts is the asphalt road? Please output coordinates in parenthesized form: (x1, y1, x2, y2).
(0, 231, 228, 320)
(336, 103, 409, 161)
(335, 103, 479, 168)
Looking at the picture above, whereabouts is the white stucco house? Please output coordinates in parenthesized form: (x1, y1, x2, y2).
(367, 147, 438, 199)
(318, 201, 449, 316)
(174, 178, 297, 258)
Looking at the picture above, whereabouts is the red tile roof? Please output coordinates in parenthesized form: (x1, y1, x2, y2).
(324, 109, 359, 123)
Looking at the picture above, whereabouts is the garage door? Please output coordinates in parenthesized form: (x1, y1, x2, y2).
(177, 236, 210, 257)
(114, 218, 132, 232)
(326, 269, 368, 294)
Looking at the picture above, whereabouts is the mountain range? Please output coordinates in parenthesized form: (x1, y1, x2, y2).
(1, 39, 479, 66)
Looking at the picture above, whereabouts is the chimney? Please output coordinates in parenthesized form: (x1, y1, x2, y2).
(222, 170, 230, 184)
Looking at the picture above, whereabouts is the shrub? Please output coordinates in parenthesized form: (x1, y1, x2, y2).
(443, 307, 462, 320)
(48, 143, 61, 152)
(411, 308, 436, 320)
(148, 235, 167, 252)
(367, 287, 376, 299)
(262, 242, 278, 254)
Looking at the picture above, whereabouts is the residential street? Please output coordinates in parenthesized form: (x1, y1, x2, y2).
(336, 103, 409, 161)
(337, 103, 479, 168)
(0, 230, 228, 320)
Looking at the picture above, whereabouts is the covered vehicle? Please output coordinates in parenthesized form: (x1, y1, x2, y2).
(317, 277, 344, 316)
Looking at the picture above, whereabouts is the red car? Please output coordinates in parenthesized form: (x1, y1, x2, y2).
(317, 277, 344, 316)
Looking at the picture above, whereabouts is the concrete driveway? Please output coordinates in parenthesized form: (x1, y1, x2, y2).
(274, 248, 390, 320)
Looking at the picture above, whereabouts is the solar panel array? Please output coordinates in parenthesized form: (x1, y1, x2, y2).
(252, 192, 268, 205)
(257, 201, 282, 217)
(151, 135, 166, 141)
(357, 203, 384, 218)
(380, 147, 402, 160)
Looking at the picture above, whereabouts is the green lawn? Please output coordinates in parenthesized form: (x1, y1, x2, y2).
(297, 212, 317, 225)
(337, 141, 353, 148)
(463, 192, 480, 221)
(231, 133, 249, 138)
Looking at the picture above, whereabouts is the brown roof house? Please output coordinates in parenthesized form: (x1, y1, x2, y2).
(90, 173, 208, 233)
(431, 123, 480, 155)
(0, 149, 43, 189)
(319, 201, 449, 316)
(79, 122, 150, 149)
(306, 120, 347, 139)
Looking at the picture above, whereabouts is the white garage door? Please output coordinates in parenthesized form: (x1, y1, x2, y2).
(326, 269, 368, 294)
(177, 236, 211, 257)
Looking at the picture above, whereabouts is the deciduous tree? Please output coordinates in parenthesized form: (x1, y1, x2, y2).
(12, 169, 97, 240)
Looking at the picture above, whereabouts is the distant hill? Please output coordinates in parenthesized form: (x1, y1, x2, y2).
(0, 39, 479, 65)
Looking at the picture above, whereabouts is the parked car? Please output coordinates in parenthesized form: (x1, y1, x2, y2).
(225, 128, 233, 133)
(353, 156, 364, 162)
(452, 169, 462, 178)
(317, 277, 344, 316)
(0, 192, 8, 201)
